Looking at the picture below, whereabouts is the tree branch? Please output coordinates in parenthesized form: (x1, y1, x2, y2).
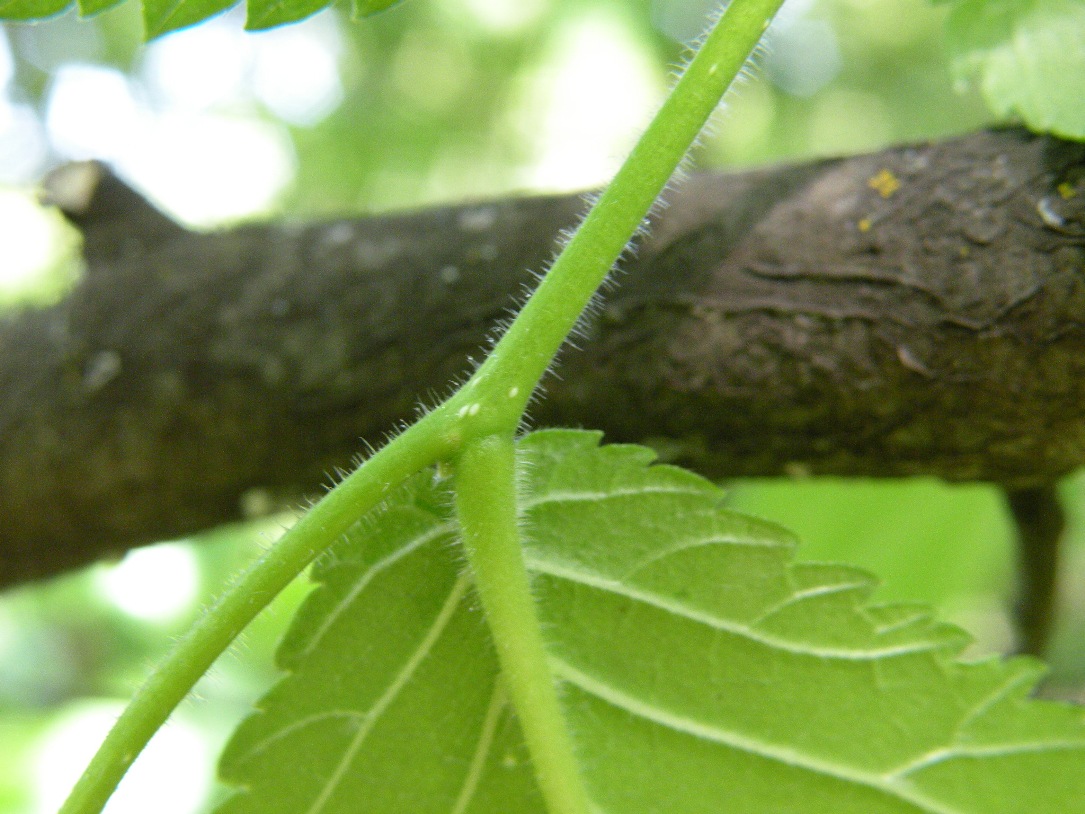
(2, 127, 1083, 589)
(1006, 485, 1066, 657)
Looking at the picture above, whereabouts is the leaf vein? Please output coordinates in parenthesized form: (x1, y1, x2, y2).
(522, 485, 710, 508)
(621, 534, 782, 581)
(891, 738, 1085, 778)
(302, 574, 471, 814)
(301, 519, 456, 657)
(551, 656, 965, 814)
(236, 710, 364, 765)
(450, 680, 508, 814)
(749, 579, 870, 628)
(527, 556, 946, 661)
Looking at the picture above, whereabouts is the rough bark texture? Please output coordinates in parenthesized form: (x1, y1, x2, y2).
(2, 127, 1084, 589)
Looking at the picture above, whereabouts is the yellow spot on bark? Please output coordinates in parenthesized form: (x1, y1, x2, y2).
(1058, 181, 1077, 200)
(868, 169, 900, 198)
(858, 218, 872, 232)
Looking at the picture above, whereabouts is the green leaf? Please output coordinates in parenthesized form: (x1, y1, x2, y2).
(217, 471, 544, 814)
(945, 0, 1085, 139)
(77, 0, 124, 15)
(245, 0, 327, 30)
(0, 0, 70, 21)
(218, 430, 1085, 813)
(143, 0, 235, 38)
(0, 0, 120, 18)
(352, 0, 404, 18)
(0, 0, 409, 32)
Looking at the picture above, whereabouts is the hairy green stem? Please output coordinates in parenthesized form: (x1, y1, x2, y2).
(456, 0, 786, 430)
(454, 435, 591, 814)
(442, 5, 784, 810)
(62, 1, 784, 810)
(59, 414, 455, 814)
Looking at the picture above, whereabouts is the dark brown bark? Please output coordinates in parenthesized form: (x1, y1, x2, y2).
(2, 127, 1083, 589)
(1007, 485, 1066, 657)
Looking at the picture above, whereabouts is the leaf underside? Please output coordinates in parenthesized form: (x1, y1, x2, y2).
(217, 430, 1085, 814)
(945, 0, 1085, 140)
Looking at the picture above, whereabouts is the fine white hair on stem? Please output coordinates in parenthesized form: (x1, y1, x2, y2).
(404, 0, 773, 443)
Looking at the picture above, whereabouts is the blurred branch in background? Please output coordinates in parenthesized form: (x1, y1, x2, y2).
(1007, 486, 1066, 658)
(2, 127, 1083, 592)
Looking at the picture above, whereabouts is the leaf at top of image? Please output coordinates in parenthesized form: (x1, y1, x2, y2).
(945, 0, 1085, 140)
(216, 430, 1085, 813)
(0, 0, 70, 21)
(143, 0, 234, 38)
(352, 0, 404, 18)
(77, 0, 123, 14)
(244, 0, 327, 30)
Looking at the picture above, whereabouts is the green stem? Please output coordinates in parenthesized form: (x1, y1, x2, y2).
(62, 2, 784, 811)
(59, 413, 455, 814)
(456, 0, 786, 431)
(445, 7, 784, 811)
(454, 435, 591, 814)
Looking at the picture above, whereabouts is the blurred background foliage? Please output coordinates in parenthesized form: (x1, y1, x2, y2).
(0, 0, 1080, 812)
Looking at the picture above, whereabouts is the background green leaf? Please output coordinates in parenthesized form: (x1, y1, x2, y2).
(0, 0, 69, 21)
(77, 0, 124, 15)
(244, 0, 325, 29)
(725, 479, 1012, 607)
(0, 0, 408, 29)
(352, 0, 403, 18)
(945, 0, 1085, 139)
(218, 430, 1085, 813)
(143, 0, 234, 37)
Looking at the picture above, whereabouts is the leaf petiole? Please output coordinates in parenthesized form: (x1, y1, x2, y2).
(454, 435, 593, 814)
